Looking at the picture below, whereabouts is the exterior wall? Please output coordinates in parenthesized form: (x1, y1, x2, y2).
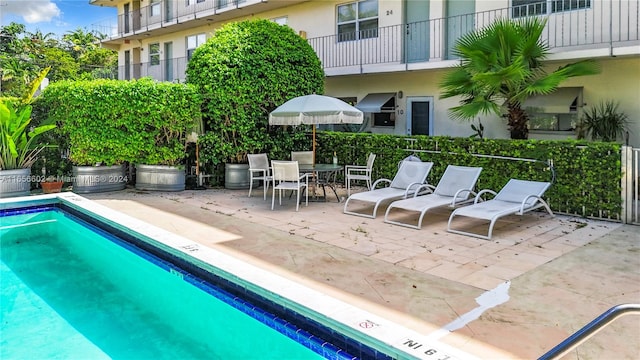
(325, 56, 640, 147)
(94, 0, 639, 146)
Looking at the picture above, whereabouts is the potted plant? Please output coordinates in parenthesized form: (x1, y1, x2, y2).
(39, 79, 131, 194)
(133, 82, 201, 191)
(0, 68, 56, 198)
(186, 19, 324, 189)
(41, 174, 64, 194)
(578, 100, 630, 142)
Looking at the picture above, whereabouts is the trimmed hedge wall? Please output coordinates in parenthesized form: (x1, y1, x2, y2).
(38, 78, 201, 166)
(314, 132, 622, 219)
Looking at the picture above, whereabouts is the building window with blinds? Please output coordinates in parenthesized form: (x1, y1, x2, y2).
(512, 0, 591, 17)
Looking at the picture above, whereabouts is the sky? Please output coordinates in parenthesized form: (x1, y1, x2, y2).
(0, 0, 117, 37)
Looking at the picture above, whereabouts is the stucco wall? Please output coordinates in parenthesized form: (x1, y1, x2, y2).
(325, 56, 640, 147)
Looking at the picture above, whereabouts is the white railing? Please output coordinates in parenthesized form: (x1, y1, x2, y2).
(621, 146, 640, 224)
(307, 0, 639, 70)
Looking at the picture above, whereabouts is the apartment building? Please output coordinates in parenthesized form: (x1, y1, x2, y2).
(91, 0, 640, 146)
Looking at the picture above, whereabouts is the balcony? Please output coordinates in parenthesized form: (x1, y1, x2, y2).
(118, 57, 189, 83)
(111, 0, 639, 81)
(93, 0, 307, 43)
(309, 0, 640, 76)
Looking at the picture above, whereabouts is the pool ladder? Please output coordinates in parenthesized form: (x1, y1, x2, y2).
(538, 303, 640, 360)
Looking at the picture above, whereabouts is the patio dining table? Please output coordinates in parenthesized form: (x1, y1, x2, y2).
(299, 163, 343, 202)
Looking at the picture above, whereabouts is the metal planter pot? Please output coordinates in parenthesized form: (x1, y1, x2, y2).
(0, 168, 31, 198)
(72, 165, 127, 194)
(135, 164, 185, 192)
(224, 163, 252, 190)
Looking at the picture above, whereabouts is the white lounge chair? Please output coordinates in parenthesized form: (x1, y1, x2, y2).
(384, 165, 483, 229)
(271, 160, 309, 212)
(447, 179, 554, 240)
(343, 160, 434, 218)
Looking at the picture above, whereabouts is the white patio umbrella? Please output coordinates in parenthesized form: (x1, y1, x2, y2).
(269, 94, 364, 162)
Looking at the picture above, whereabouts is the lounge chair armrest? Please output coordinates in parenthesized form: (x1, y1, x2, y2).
(451, 189, 476, 205)
(371, 178, 391, 189)
(403, 182, 425, 198)
(413, 184, 435, 197)
(474, 189, 497, 203)
(519, 194, 543, 214)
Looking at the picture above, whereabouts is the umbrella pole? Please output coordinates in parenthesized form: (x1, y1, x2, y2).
(312, 126, 316, 164)
(196, 142, 202, 186)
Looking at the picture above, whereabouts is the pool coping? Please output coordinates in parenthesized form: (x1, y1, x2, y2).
(1, 193, 480, 360)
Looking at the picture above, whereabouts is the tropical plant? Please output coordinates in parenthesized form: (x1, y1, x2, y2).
(579, 100, 630, 142)
(470, 120, 484, 139)
(186, 19, 324, 165)
(439, 17, 600, 139)
(0, 67, 56, 170)
(0, 22, 117, 97)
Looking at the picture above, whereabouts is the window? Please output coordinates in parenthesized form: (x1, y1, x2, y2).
(551, 0, 591, 12)
(149, 43, 160, 66)
(525, 88, 582, 131)
(150, 0, 161, 17)
(373, 112, 395, 127)
(272, 16, 288, 26)
(186, 33, 206, 60)
(337, 0, 378, 42)
(512, 0, 591, 17)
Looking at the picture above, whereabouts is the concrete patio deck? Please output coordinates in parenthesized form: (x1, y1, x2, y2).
(85, 185, 640, 359)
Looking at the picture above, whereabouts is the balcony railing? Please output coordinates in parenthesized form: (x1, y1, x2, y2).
(113, 0, 639, 81)
(93, 0, 255, 39)
(308, 0, 639, 70)
(119, 57, 189, 82)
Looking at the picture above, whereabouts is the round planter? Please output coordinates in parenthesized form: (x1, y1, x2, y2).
(135, 164, 185, 192)
(72, 165, 127, 194)
(224, 163, 252, 190)
(0, 168, 31, 198)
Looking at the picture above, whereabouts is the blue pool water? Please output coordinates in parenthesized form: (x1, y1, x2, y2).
(0, 204, 374, 359)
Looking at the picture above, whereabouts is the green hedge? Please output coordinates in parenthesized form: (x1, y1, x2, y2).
(186, 19, 323, 165)
(314, 132, 622, 219)
(38, 78, 201, 166)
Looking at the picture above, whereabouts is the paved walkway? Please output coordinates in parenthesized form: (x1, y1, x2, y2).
(87, 186, 640, 359)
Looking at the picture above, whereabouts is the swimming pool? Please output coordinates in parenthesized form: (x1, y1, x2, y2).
(1, 193, 477, 360)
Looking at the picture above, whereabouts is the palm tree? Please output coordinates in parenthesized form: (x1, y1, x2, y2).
(62, 28, 100, 59)
(439, 17, 600, 139)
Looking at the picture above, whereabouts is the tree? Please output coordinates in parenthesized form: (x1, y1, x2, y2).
(0, 22, 41, 96)
(62, 28, 100, 58)
(186, 19, 324, 165)
(439, 17, 600, 139)
(42, 47, 79, 81)
(0, 22, 117, 96)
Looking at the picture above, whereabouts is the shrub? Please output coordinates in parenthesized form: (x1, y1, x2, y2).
(186, 19, 324, 164)
(579, 100, 630, 142)
(40, 78, 201, 166)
